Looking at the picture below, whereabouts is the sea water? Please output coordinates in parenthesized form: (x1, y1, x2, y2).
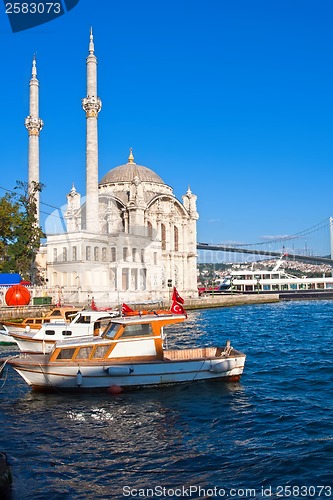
(0, 300, 332, 499)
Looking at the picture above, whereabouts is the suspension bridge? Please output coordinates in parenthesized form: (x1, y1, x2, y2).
(197, 217, 333, 266)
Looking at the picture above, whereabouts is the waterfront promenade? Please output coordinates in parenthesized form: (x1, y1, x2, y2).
(0, 294, 279, 320)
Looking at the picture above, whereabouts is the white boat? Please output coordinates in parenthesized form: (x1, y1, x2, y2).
(200, 257, 333, 297)
(9, 310, 119, 353)
(3, 306, 82, 334)
(0, 323, 17, 346)
(1, 312, 246, 392)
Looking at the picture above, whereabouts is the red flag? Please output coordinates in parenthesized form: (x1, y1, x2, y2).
(171, 287, 184, 304)
(91, 298, 97, 311)
(170, 301, 186, 315)
(122, 303, 134, 315)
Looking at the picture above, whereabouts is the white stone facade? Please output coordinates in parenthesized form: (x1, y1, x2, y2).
(46, 156, 199, 306)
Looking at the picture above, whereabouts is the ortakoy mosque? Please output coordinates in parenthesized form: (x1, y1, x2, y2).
(27, 30, 199, 306)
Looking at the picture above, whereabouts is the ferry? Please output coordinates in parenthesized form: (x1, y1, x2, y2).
(199, 258, 333, 299)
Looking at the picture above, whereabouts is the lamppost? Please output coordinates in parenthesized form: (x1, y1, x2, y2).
(167, 279, 172, 305)
(75, 276, 81, 304)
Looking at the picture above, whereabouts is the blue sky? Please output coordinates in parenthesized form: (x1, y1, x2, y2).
(1, 0, 333, 257)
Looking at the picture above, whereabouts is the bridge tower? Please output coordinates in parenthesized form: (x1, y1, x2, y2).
(330, 217, 333, 260)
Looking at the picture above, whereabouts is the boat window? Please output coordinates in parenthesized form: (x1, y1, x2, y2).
(271, 274, 279, 279)
(299, 284, 306, 289)
(317, 283, 325, 289)
(25, 319, 34, 324)
(99, 318, 112, 332)
(263, 274, 270, 280)
(65, 311, 77, 321)
(62, 331, 72, 336)
(45, 330, 56, 336)
(35, 319, 43, 324)
(92, 345, 110, 358)
(57, 348, 76, 360)
(75, 315, 92, 324)
(122, 324, 152, 337)
(290, 284, 297, 290)
(104, 323, 122, 339)
(272, 285, 279, 291)
(263, 285, 271, 290)
(50, 310, 62, 317)
(281, 284, 289, 290)
(76, 347, 93, 359)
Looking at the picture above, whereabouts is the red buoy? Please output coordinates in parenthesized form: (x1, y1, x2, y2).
(5, 285, 31, 306)
(108, 385, 123, 395)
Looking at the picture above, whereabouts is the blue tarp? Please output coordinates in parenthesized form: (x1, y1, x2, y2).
(0, 273, 22, 286)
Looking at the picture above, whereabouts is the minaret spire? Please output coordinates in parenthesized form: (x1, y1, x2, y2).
(25, 55, 44, 223)
(89, 27, 94, 54)
(82, 28, 102, 232)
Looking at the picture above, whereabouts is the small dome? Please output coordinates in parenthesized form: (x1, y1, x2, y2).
(99, 150, 165, 185)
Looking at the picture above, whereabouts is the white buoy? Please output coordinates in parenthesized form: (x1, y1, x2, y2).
(76, 369, 83, 387)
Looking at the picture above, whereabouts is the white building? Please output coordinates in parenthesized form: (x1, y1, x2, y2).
(29, 30, 199, 306)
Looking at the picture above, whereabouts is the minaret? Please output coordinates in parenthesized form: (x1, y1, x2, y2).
(25, 56, 43, 223)
(82, 28, 102, 232)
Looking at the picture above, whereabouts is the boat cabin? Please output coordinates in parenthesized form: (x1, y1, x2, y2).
(50, 313, 186, 363)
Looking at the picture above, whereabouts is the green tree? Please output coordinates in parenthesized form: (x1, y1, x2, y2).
(0, 192, 21, 270)
(0, 181, 45, 284)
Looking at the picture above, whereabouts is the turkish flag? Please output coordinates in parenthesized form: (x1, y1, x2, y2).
(122, 303, 134, 314)
(171, 287, 184, 304)
(170, 301, 186, 315)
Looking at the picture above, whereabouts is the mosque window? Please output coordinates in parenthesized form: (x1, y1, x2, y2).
(147, 221, 153, 238)
(174, 226, 179, 252)
(94, 247, 99, 261)
(132, 248, 138, 262)
(111, 247, 116, 262)
(86, 246, 91, 261)
(161, 224, 166, 250)
(102, 247, 107, 262)
(123, 247, 129, 262)
(122, 268, 129, 290)
(72, 246, 77, 261)
(131, 268, 138, 289)
(141, 249, 145, 263)
(63, 247, 67, 262)
(154, 252, 157, 265)
(53, 248, 57, 263)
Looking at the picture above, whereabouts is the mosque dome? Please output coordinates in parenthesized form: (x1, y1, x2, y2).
(99, 150, 165, 186)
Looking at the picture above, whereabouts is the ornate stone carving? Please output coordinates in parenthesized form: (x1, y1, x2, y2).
(82, 96, 102, 117)
(25, 116, 43, 136)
